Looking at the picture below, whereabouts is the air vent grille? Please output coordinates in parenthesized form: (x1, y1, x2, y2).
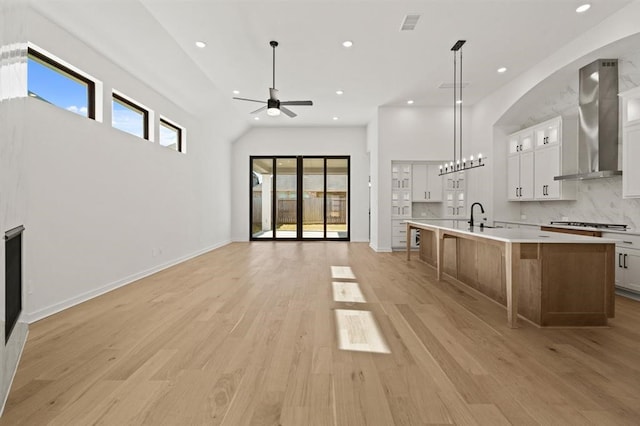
(438, 82, 470, 89)
(400, 14, 421, 31)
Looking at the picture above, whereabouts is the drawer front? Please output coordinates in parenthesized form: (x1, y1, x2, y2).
(392, 225, 409, 238)
(392, 236, 409, 247)
(602, 233, 640, 249)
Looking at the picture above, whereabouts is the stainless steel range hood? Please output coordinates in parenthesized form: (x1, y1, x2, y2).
(554, 59, 621, 181)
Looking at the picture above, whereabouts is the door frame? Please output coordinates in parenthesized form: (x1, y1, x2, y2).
(249, 155, 350, 241)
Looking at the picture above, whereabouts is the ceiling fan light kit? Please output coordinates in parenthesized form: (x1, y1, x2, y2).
(440, 40, 486, 176)
(232, 40, 313, 118)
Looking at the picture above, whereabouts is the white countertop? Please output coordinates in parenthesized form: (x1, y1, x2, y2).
(405, 219, 619, 244)
(494, 219, 640, 236)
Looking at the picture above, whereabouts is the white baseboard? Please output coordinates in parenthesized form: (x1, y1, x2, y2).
(369, 242, 392, 253)
(24, 240, 231, 324)
(0, 327, 28, 417)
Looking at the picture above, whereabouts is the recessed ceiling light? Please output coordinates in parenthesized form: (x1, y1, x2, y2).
(254, 116, 260, 120)
(497, 67, 507, 73)
(407, 100, 414, 105)
(336, 90, 344, 95)
(456, 100, 463, 104)
(195, 41, 207, 48)
(576, 4, 591, 13)
(333, 116, 339, 121)
(342, 40, 353, 48)
(233, 90, 240, 95)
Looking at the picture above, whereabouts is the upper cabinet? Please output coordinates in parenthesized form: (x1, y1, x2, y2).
(535, 120, 560, 148)
(507, 116, 576, 201)
(507, 129, 534, 201)
(508, 130, 533, 155)
(412, 164, 443, 202)
(621, 87, 640, 198)
(444, 171, 466, 218)
(391, 162, 412, 217)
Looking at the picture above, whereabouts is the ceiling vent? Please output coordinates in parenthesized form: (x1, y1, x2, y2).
(400, 14, 420, 31)
(438, 82, 470, 89)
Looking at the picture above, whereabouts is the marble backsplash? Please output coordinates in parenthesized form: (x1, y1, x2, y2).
(519, 177, 640, 230)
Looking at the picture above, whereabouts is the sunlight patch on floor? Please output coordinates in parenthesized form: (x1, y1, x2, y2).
(334, 309, 390, 354)
(332, 281, 366, 303)
(331, 266, 356, 280)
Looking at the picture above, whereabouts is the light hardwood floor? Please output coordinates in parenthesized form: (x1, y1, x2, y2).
(2, 242, 640, 425)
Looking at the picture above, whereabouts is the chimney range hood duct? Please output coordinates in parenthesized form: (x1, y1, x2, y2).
(554, 59, 621, 181)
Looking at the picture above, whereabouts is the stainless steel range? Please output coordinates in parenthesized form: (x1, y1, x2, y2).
(550, 221, 628, 231)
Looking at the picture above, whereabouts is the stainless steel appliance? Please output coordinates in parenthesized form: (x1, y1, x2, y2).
(550, 220, 628, 230)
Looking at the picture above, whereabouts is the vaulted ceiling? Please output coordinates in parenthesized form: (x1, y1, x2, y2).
(31, 0, 633, 127)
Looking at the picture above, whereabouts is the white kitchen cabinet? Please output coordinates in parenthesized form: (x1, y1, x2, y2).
(507, 116, 576, 201)
(602, 233, 640, 295)
(622, 124, 640, 197)
(392, 162, 412, 217)
(534, 118, 560, 148)
(412, 164, 442, 202)
(391, 219, 418, 249)
(534, 145, 560, 199)
(616, 247, 640, 294)
(509, 130, 533, 155)
(507, 151, 534, 200)
(444, 171, 466, 217)
(621, 87, 640, 198)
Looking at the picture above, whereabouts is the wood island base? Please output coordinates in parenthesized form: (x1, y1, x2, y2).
(407, 222, 615, 328)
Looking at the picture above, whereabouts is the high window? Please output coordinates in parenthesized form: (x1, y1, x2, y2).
(27, 48, 96, 119)
(112, 92, 149, 139)
(159, 118, 183, 152)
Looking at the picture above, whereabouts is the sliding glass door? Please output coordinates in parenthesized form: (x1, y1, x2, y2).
(326, 158, 349, 239)
(250, 156, 350, 241)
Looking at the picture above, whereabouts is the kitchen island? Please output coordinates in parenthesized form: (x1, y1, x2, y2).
(406, 220, 616, 328)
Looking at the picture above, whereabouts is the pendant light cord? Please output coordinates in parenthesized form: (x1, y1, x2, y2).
(453, 49, 457, 166)
(272, 45, 276, 89)
(459, 48, 463, 164)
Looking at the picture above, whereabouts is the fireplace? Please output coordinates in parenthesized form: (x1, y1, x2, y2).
(5, 225, 24, 343)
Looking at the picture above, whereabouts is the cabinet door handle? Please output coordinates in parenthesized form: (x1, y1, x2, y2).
(425, 191, 427, 199)
(619, 253, 623, 268)
(428, 191, 431, 199)
(515, 187, 519, 198)
(624, 253, 628, 269)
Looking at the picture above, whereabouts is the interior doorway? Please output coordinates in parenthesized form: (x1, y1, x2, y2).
(250, 156, 350, 241)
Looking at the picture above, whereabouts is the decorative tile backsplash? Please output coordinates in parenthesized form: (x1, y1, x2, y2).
(519, 177, 640, 230)
(518, 49, 640, 231)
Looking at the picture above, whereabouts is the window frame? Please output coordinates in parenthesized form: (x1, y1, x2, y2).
(27, 47, 96, 120)
(159, 117, 184, 152)
(111, 91, 150, 140)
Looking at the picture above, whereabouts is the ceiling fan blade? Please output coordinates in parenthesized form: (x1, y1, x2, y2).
(280, 100, 313, 106)
(233, 97, 266, 104)
(280, 106, 297, 118)
(269, 88, 279, 100)
(250, 106, 267, 115)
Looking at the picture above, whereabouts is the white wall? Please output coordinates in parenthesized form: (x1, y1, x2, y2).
(374, 106, 464, 251)
(20, 8, 241, 322)
(0, 0, 29, 412)
(366, 116, 378, 251)
(230, 127, 369, 242)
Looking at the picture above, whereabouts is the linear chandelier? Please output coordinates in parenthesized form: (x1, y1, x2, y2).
(439, 40, 485, 176)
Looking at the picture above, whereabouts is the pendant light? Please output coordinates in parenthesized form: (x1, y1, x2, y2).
(439, 40, 486, 176)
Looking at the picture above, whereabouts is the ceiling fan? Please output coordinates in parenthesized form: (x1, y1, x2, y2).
(233, 41, 313, 118)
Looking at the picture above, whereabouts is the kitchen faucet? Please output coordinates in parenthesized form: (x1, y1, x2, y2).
(469, 202, 485, 228)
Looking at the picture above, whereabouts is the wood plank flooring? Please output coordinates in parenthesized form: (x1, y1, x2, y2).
(2, 242, 640, 425)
